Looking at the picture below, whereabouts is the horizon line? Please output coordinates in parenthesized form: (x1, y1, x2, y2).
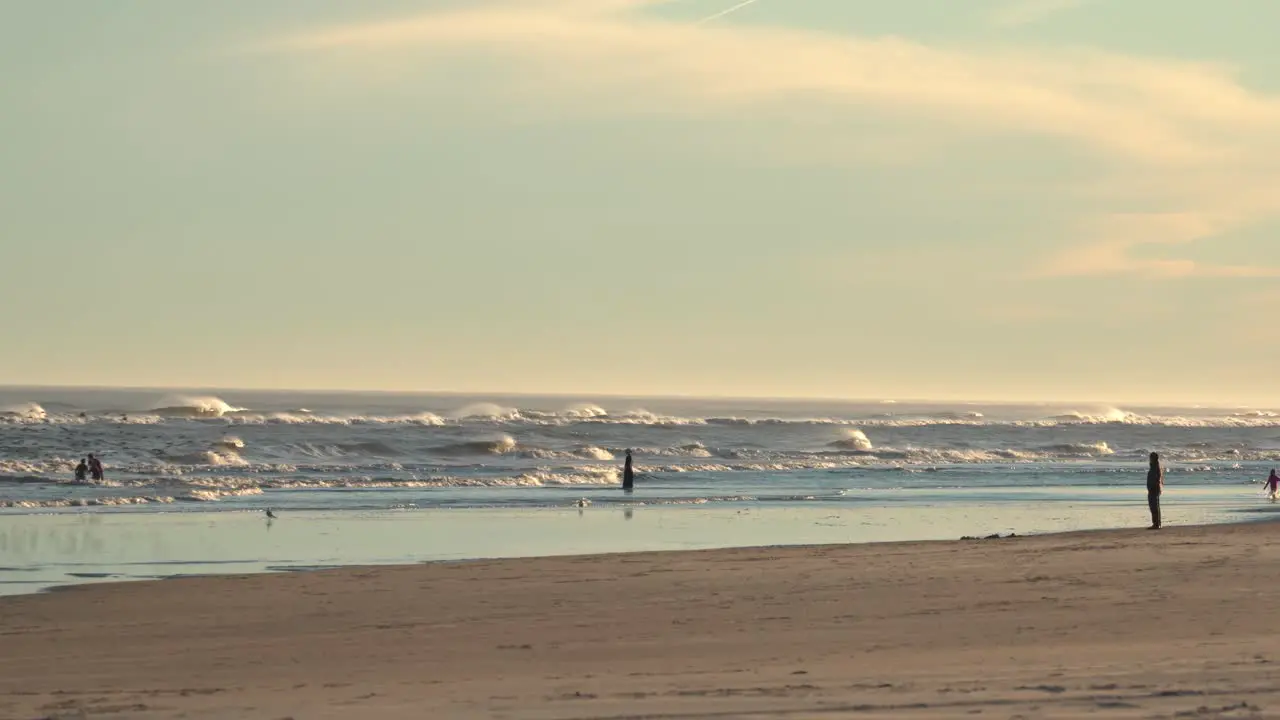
(0, 383, 1268, 409)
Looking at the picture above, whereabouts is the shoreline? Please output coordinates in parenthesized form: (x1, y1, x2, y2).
(1, 496, 1270, 597)
(4, 520, 1280, 717)
(23, 510, 1280, 598)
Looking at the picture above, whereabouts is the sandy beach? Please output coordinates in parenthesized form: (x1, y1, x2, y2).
(3, 521, 1279, 719)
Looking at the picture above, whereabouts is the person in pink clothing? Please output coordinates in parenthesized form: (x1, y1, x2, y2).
(1265, 469, 1279, 501)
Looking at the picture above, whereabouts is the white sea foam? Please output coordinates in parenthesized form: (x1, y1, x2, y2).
(164, 450, 249, 467)
(0, 459, 76, 475)
(1233, 410, 1279, 419)
(150, 395, 246, 418)
(251, 470, 623, 489)
(1043, 441, 1115, 456)
(0, 495, 177, 508)
(438, 434, 518, 455)
(217, 436, 246, 451)
(1051, 407, 1136, 424)
(829, 429, 874, 451)
(354, 412, 446, 426)
(849, 410, 1280, 429)
(11, 400, 1280, 430)
(176, 487, 264, 502)
(523, 445, 616, 461)
(451, 403, 519, 420)
(0, 402, 47, 419)
(4, 391, 1279, 515)
(562, 403, 608, 419)
(576, 446, 615, 461)
(511, 467, 620, 486)
(626, 442, 714, 458)
(605, 409, 706, 426)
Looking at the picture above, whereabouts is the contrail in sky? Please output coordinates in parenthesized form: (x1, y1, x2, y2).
(697, 0, 762, 24)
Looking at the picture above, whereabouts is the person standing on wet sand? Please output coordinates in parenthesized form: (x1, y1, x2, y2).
(622, 449, 635, 491)
(1147, 452, 1164, 529)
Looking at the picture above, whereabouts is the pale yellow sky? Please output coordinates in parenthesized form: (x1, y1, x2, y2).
(2, 1, 1278, 404)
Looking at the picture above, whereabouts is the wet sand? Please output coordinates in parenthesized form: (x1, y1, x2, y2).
(0, 495, 1256, 597)
(3, 521, 1280, 718)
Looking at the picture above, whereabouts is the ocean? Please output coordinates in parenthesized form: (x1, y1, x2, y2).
(1, 387, 1278, 512)
(2, 387, 1277, 593)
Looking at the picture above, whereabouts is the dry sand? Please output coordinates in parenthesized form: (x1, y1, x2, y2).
(3, 522, 1280, 719)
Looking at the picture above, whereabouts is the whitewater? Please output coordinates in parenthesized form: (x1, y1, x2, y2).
(2, 387, 1279, 514)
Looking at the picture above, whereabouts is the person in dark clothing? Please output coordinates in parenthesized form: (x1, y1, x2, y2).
(622, 449, 635, 491)
(74, 458, 88, 483)
(88, 453, 104, 482)
(1146, 452, 1164, 529)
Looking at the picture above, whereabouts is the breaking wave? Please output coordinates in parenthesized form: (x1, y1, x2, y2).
(1050, 408, 1137, 424)
(163, 450, 249, 467)
(437, 435, 519, 455)
(216, 436, 246, 451)
(228, 411, 446, 426)
(510, 467, 620, 486)
(175, 487, 264, 502)
(0, 496, 177, 508)
(829, 429, 874, 451)
(0, 487, 267, 508)
(10, 399, 1280, 430)
(150, 395, 246, 418)
(560, 403, 609, 419)
(451, 403, 519, 421)
(5, 392, 1280, 516)
(1042, 441, 1115, 456)
(624, 442, 714, 458)
(524, 446, 616, 461)
(0, 402, 47, 419)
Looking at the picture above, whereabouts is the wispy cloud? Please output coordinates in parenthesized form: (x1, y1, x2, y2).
(261, 0, 1280, 280)
(1040, 212, 1280, 278)
(264, 3, 1280, 162)
(698, 0, 762, 24)
(991, 0, 1094, 29)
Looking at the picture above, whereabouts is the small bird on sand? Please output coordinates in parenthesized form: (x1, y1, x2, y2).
(265, 508, 277, 519)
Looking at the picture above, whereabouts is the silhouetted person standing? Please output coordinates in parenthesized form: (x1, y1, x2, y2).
(1146, 452, 1163, 529)
(622, 449, 635, 491)
(74, 458, 88, 483)
(88, 453, 104, 482)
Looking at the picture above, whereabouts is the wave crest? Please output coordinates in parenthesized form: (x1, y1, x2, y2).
(438, 434, 518, 455)
(450, 403, 518, 420)
(829, 429, 874, 451)
(150, 395, 246, 418)
(0, 402, 47, 419)
(165, 450, 249, 467)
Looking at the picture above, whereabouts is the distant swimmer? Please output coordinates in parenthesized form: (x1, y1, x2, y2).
(622, 449, 635, 491)
(1146, 452, 1163, 529)
(1266, 470, 1279, 502)
(74, 458, 88, 483)
(265, 508, 277, 519)
(88, 454, 104, 482)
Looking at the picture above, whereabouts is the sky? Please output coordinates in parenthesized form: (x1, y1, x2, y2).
(2, 0, 1279, 404)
